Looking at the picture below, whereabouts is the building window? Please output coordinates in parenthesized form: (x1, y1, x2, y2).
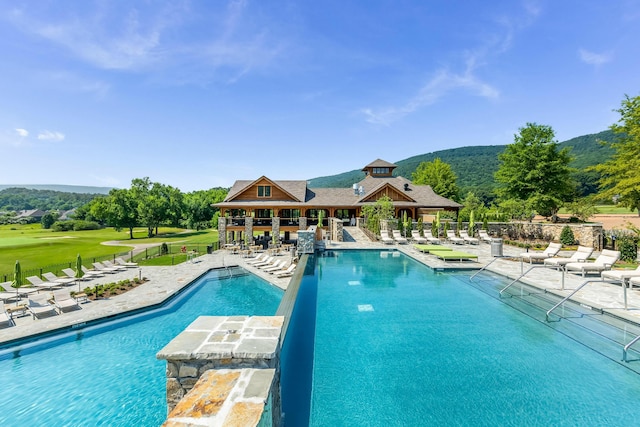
(257, 185, 271, 197)
(373, 167, 389, 175)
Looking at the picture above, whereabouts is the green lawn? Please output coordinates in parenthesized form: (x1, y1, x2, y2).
(558, 205, 636, 215)
(0, 224, 218, 279)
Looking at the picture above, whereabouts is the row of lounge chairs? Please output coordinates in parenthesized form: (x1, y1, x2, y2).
(521, 243, 625, 278)
(245, 253, 297, 277)
(1, 289, 83, 327)
(384, 229, 491, 246)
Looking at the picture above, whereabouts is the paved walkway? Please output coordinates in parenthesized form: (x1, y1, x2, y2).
(3, 237, 640, 345)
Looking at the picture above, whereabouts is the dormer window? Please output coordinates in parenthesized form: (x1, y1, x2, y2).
(372, 167, 390, 175)
(257, 185, 271, 197)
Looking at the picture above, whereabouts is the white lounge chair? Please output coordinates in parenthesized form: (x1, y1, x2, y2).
(247, 254, 269, 265)
(446, 230, 465, 245)
(43, 272, 76, 286)
(115, 257, 138, 268)
(260, 259, 286, 271)
(424, 230, 441, 244)
(0, 281, 38, 298)
(92, 262, 120, 274)
(52, 289, 82, 313)
(411, 230, 428, 244)
(101, 260, 127, 272)
(601, 265, 640, 289)
(252, 257, 275, 268)
(521, 242, 562, 265)
(478, 230, 492, 243)
(565, 249, 621, 277)
(544, 246, 594, 269)
(630, 276, 640, 290)
(380, 232, 394, 245)
(81, 266, 105, 278)
(62, 268, 94, 281)
(26, 275, 62, 290)
(0, 302, 14, 327)
(459, 230, 479, 245)
(276, 264, 297, 278)
(28, 294, 58, 319)
(392, 230, 408, 244)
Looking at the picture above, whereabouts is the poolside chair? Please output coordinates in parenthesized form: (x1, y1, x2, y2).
(260, 259, 286, 271)
(62, 268, 93, 281)
(446, 230, 465, 245)
(252, 256, 275, 268)
(478, 230, 492, 243)
(52, 289, 82, 313)
(115, 257, 138, 268)
(380, 232, 394, 245)
(520, 242, 562, 265)
(82, 266, 105, 277)
(630, 276, 640, 290)
(459, 230, 479, 245)
(392, 230, 408, 244)
(101, 260, 127, 272)
(92, 262, 120, 274)
(264, 260, 290, 273)
(0, 280, 38, 299)
(0, 301, 14, 327)
(544, 246, 594, 269)
(424, 230, 441, 244)
(43, 272, 77, 286)
(565, 249, 620, 277)
(276, 264, 297, 278)
(247, 253, 269, 265)
(411, 230, 428, 244)
(28, 294, 58, 319)
(26, 275, 62, 291)
(600, 266, 640, 289)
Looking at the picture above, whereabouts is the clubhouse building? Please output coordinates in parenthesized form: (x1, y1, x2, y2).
(215, 159, 461, 245)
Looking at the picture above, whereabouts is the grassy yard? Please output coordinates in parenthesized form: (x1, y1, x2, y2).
(0, 224, 218, 279)
(557, 205, 636, 215)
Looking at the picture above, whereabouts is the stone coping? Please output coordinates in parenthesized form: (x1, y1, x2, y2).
(157, 316, 284, 361)
(162, 368, 275, 427)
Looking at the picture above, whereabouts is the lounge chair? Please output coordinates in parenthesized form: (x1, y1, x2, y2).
(544, 246, 594, 269)
(478, 230, 492, 243)
(62, 268, 93, 281)
(520, 242, 562, 265)
(247, 254, 269, 265)
(92, 262, 120, 274)
(459, 230, 479, 245)
(260, 259, 286, 271)
(115, 257, 138, 268)
(630, 276, 640, 290)
(28, 294, 58, 319)
(81, 266, 105, 278)
(101, 260, 127, 272)
(414, 244, 452, 254)
(430, 249, 478, 262)
(276, 264, 297, 278)
(52, 289, 82, 313)
(411, 230, 428, 244)
(424, 230, 441, 244)
(252, 256, 275, 268)
(601, 266, 640, 288)
(26, 275, 62, 290)
(380, 232, 395, 245)
(446, 230, 465, 245)
(565, 249, 621, 277)
(392, 230, 408, 244)
(43, 272, 76, 286)
(0, 281, 39, 298)
(0, 301, 14, 327)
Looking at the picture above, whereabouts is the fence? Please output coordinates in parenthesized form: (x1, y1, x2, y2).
(0, 241, 220, 283)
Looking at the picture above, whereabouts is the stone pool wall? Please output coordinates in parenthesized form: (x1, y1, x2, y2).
(157, 315, 284, 426)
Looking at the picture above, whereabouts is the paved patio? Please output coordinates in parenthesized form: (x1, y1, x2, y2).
(3, 231, 640, 345)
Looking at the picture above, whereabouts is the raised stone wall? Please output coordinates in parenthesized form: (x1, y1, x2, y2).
(483, 222, 604, 249)
(297, 229, 314, 254)
(245, 216, 254, 245)
(218, 219, 227, 246)
(272, 217, 280, 241)
(329, 218, 344, 242)
(299, 217, 307, 230)
(157, 315, 283, 426)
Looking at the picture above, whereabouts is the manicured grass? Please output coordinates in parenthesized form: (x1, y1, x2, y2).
(558, 205, 636, 215)
(0, 224, 218, 278)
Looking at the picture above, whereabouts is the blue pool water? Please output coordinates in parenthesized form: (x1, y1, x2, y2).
(281, 250, 640, 426)
(0, 268, 282, 426)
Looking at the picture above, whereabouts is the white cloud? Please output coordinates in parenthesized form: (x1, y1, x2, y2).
(15, 128, 29, 137)
(37, 130, 65, 142)
(579, 49, 612, 66)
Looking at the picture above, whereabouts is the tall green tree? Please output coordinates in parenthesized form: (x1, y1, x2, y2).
(495, 123, 575, 221)
(411, 158, 460, 201)
(106, 189, 139, 239)
(183, 188, 228, 230)
(594, 94, 640, 215)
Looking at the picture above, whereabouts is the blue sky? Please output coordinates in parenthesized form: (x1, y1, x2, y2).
(1, 0, 639, 192)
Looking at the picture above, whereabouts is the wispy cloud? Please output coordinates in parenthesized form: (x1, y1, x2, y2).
(15, 128, 29, 137)
(37, 130, 65, 142)
(359, 3, 540, 126)
(578, 48, 612, 66)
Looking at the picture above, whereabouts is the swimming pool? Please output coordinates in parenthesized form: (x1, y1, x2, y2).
(281, 250, 640, 426)
(0, 267, 283, 426)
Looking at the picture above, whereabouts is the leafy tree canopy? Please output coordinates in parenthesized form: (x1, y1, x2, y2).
(411, 158, 460, 201)
(594, 94, 640, 215)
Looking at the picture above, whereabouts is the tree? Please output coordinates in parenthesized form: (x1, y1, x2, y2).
(106, 189, 139, 239)
(594, 94, 640, 215)
(362, 196, 394, 236)
(183, 188, 228, 230)
(495, 123, 575, 221)
(41, 213, 56, 229)
(412, 158, 460, 201)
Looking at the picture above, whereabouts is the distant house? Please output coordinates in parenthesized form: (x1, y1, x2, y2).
(215, 159, 462, 244)
(15, 209, 46, 221)
(58, 208, 76, 220)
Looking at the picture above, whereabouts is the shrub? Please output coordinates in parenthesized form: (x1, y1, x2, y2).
(51, 220, 100, 231)
(617, 235, 638, 263)
(559, 226, 575, 246)
(417, 218, 424, 234)
(160, 243, 169, 255)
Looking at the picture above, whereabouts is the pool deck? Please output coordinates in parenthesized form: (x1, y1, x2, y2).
(3, 234, 640, 345)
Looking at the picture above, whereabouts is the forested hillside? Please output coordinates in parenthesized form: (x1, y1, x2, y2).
(308, 129, 615, 201)
(0, 184, 112, 194)
(0, 188, 103, 211)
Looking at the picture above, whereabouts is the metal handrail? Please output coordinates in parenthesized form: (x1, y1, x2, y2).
(623, 335, 640, 362)
(545, 279, 600, 322)
(470, 257, 503, 281)
(499, 265, 548, 296)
